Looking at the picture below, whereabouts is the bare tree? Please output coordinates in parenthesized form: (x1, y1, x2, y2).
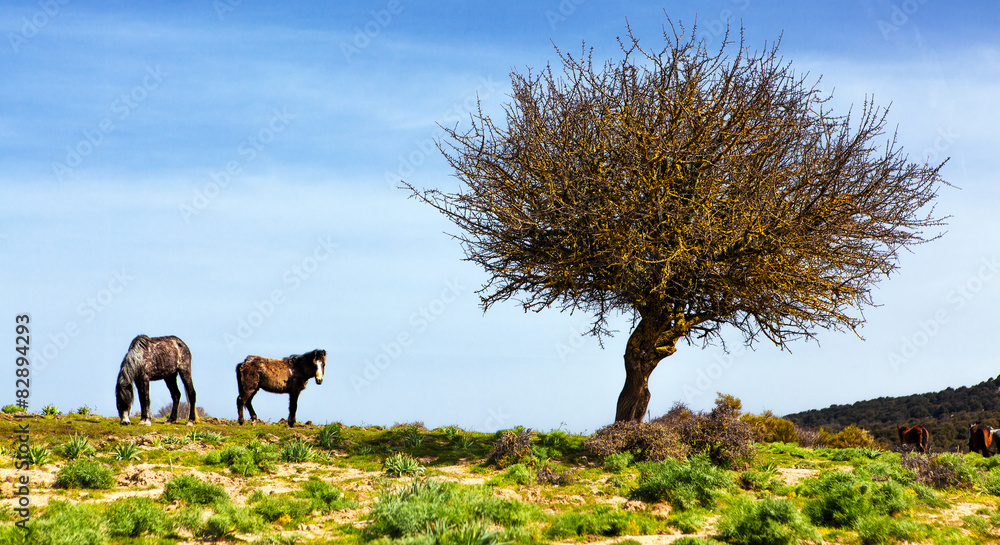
(406, 21, 948, 422)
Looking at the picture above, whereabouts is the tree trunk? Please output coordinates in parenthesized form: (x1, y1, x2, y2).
(615, 316, 675, 422)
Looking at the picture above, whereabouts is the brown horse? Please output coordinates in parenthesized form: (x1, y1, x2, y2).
(116, 335, 197, 426)
(896, 425, 929, 453)
(236, 349, 326, 427)
(968, 422, 993, 457)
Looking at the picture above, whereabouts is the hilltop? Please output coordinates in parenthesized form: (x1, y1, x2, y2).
(784, 374, 1000, 453)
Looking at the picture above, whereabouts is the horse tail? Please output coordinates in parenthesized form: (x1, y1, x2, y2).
(116, 335, 150, 413)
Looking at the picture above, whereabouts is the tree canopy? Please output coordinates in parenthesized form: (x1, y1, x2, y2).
(407, 20, 948, 422)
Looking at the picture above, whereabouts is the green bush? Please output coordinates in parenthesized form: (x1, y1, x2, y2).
(218, 441, 277, 476)
(279, 439, 315, 463)
(252, 496, 315, 523)
(61, 434, 96, 460)
(545, 506, 658, 539)
(364, 478, 541, 542)
(584, 420, 688, 463)
(25, 501, 104, 545)
(800, 471, 912, 528)
(603, 452, 634, 473)
(300, 478, 356, 512)
(488, 463, 532, 486)
(819, 425, 879, 449)
(201, 505, 266, 540)
(383, 452, 426, 477)
(2, 404, 26, 414)
(55, 459, 113, 489)
(170, 506, 206, 536)
(315, 422, 344, 449)
(111, 442, 141, 462)
(41, 405, 60, 417)
(631, 453, 733, 510)
(901, 452, 981, 490)
(741, 411, 799, 444)
(161, 474, 229, 506)
(666, 510, 708, 534)
(487, 428, 534, 468)
(28, 445, 51, 466)
(104, 497, 172, 538)
(716, 497, 820, 545)
(854, 515, 930, 545)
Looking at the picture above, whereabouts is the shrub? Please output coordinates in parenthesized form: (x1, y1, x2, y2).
(76, 405, 92, 416)
(252, 496, 315, 523)
(536, 462, 576, 486)
(487, 427, 534, 468)
(105, 497, 172, 538)
(279, 439, 315, 463)
(161, 474, 229, 506)
(854, 515, 930, 545)
(315, 422, 344, 449)
(2, 404, 26, 414)
(545, 506, 657, 539)
(200, 505, 266, 540)
(25, 501, 103, 545)
(364, 478, 541, 542)
(738, 467, 780, 492)
(55, 459, 113, 489)
(28, 445, 51, 466)
(300, 478, 356, 512)
(41, 405, 60, 417)
(819, 425, 879, 449)
(631, 453, 733, 510)
(667, 510, 707, 534)
(674, 395, 757, 469)
(219, 441, 277, 476)
(111, 442, 141, 462)
(383, 452, 426, 477)
(740, 411, 798, 444)
(901, 452, 981, 489)
(603, 451, 634, 473)
(489, 463, 532, 486)
(716, 497, 820, 545)
(170, 506, 205, 536)
(800, 471, 912, 528)
(794, 426, 823, 448)
(61, 433, 96, 460)
(584, 421, 688, 463)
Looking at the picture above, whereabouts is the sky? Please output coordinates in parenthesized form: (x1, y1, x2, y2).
(2, 0, 999, 434)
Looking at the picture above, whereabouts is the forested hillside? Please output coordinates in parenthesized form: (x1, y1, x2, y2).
(784, 375, 1000, 453)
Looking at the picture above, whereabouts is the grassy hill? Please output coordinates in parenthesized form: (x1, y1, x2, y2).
(3, 409, 1000, 543)
(784, 374, 1000, 453)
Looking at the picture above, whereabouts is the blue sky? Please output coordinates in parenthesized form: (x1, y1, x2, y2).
(2, 0, 999, 433)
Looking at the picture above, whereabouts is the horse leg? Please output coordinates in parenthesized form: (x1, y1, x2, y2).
(237, 388, 246, 425)
(165, 375, 182, 424)
(287, 389, 300, 428)
(246, 389, 259, 424)
(180, 368, 197, 424)
(137, 378, 152, 426)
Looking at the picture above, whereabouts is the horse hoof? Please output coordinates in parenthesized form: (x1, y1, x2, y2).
(186, 421, 194, 427)
(141, 420, 152, 426)
(120, 420, 131, 426)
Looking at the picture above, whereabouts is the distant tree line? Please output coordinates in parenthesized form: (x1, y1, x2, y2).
(783, 375, 1000, 453)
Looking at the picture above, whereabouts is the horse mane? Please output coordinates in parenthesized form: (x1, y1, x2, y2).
(116, 335, 150, 412)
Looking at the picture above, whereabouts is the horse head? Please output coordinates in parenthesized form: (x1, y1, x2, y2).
(312, 349, 326, 385)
